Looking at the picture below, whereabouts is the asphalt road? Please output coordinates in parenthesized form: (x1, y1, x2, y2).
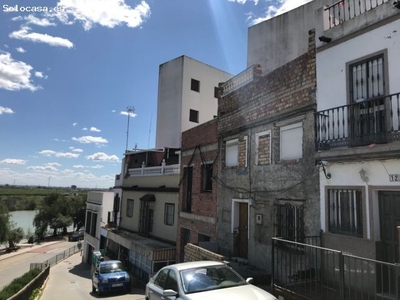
(40, 252, 146, 300)
(0, 240, 77, 290)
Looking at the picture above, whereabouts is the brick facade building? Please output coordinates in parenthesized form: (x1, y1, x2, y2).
(216, 30, 321, 272)
(177, 119, 219, 262)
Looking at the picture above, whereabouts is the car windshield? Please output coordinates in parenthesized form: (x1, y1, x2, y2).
(180, 265, 246, 294)
(99, 262, 124, 274)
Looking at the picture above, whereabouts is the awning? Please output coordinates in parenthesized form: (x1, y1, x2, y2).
(140, 194, 155, 202)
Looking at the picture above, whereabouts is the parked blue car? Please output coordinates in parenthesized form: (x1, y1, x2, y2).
(92, 260, 131, 296)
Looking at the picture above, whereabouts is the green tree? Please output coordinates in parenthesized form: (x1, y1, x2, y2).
(7, 221, 24, 249)
(0, 204, 10, 245)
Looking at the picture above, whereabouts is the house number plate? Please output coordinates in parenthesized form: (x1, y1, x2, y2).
(389, 174, 400, 182)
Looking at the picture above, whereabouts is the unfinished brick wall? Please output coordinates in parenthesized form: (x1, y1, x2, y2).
(258, 133, 271, 165)
(184, 243, 225, 262)
(219, 29, 316, 135)
(178, 119, 219, 262)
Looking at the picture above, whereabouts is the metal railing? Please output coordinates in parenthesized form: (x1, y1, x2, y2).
(324, 0, 389, 29)
(30, 244, 81, 271)
(315, 93, 400, 150)
(272, 237, 400, 300)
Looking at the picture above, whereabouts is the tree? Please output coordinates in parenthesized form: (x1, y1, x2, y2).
(0, 204, 24, 249)
(0, 204, 9, 245)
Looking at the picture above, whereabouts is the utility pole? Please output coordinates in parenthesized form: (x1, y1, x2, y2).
(125, 106, 135, 151)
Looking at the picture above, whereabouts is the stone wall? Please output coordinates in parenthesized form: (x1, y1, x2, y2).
(184, 243, 225, 262)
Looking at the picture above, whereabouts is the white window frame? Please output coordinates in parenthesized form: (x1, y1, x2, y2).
(255, 130, 271, 165)
(280, 122, 303, 160)
(164, 203, 175, 226)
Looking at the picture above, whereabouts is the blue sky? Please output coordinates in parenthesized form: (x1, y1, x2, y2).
(0, 0, 309, 189)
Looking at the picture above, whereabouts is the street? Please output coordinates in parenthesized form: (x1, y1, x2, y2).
(0, 240, 76, 290)
(40, 252, 146, 300)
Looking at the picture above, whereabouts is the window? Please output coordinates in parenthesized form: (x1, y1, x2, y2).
(349, 54, 385, 102)
(191, 78, 200, 92)
(85, 211, 92, 234)
(214, 86, 219, 98)
(328, 189, 363, 237)
(256, 131, 271, 165)
(126, 199, 134, 217)
(164, 203, 175, 226)
(155, 269, 169, 288)
(274, 203, 304, 242)
(189, 109, 199, 123)
(280, 122, 303, 160)
(90, 213, 97, 236)
(201, 163, 213, 192)
(198, 233, 211, 242)
(183, 167, 193, 212)
(225, 139, 238, 167)
(139, 195, 155, 235)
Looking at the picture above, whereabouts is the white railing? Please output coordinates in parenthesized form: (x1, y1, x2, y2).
(128, 163, 180, 177)
(220, 65, 261, 97)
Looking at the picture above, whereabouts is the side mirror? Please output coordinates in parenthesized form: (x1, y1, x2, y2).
(163, 289, 178, 297)
(246, 277, 254, 284)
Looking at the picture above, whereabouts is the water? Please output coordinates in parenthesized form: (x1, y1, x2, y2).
(10, 210, 37, 237)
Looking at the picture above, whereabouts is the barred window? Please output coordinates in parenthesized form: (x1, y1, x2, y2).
(164, 203, 175, 226)
(126, 199, 134, 218)
(328, 189, 363, 237)
(274, 203, 305, 242)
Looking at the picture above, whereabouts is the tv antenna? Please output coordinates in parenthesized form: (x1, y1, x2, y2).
(125, 106, 135, 151)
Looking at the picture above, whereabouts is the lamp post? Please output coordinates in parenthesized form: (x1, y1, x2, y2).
(125, 106, 135, 151)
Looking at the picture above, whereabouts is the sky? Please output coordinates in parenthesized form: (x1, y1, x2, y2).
(0, 0, 311, 189)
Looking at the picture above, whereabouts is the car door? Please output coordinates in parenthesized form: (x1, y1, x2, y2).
(148, 269, 169, 300)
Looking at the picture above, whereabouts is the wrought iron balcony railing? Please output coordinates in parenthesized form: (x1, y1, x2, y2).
(324, 0, 389, 29)
(315, 93, 400, 150)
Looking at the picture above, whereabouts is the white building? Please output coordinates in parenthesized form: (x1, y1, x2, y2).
(155, 55, 232, 148)
(315, 0, 400, 263)
(82, 191, 114, 264)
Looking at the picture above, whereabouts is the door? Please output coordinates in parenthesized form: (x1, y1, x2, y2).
(234, 202, 248, 258)
(378, 191, 400, 295)
(349, 54, 387, 146)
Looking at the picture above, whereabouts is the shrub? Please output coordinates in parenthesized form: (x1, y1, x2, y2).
(0, 269, 41, 300)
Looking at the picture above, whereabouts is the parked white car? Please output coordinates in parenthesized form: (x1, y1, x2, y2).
(145, 260, 277, 300)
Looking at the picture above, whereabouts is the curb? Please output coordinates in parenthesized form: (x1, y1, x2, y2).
(0, 241, 64, 262)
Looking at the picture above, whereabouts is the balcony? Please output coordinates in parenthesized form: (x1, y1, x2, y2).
(324, 0, 389, 29)
(315, 93, 400, 152)
(128, 162, 180, 177)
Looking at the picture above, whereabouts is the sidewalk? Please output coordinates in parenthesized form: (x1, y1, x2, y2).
(0, 241, 64, 262)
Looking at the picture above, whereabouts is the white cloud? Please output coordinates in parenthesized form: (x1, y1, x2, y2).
(22, 14, 57, 27)
(72, 122, 78, 126)
(0, 52, 41, 91)
(27, 165, 58, 172)
(46, 162, 62, 167)
(92, 165, 104, 169)
(70, 147, 83, 153)
(0, 106, 14, 115)
(86, 152, 120, 162)
(120, 110, 137, 117)
(90, 127, 101, 132)
(53, 0, 151, 31)
(0, 158, 26, 165)
(82, 127, 88, 131)
(111, 110, 116, 113)
(73, 165, 85, 168)
(16, 47, 26, 53)
(72, 135, 108, 144)
(35, 71, 44, 78)
(251, 0, 312, 24)
(9, 26, 74, 48)
(228, 0, 259, 4)
(39, 150, 80, 158)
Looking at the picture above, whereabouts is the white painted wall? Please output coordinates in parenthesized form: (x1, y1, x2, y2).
(155, 56, 232, 148)
(316, 20, 400, 112)
(247, 0, 326, 74)
(320, 159, 400, 239)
